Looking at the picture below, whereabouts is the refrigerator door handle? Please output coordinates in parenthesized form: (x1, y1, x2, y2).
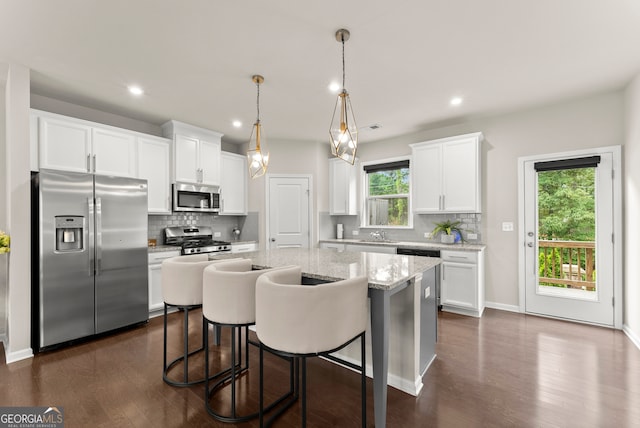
(88, 197, 95, 276)
(96, 197, 102, 275)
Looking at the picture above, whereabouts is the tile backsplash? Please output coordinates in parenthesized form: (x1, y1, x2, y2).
(320, 212, 483, 243)
(148, 212, 259, 244)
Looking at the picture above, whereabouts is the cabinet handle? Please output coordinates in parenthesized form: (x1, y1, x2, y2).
(86, 155, 91, 172)
(442, 194, 445, 210)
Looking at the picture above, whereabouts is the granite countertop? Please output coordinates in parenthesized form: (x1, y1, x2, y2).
(148, 245, 181, 253)
(210, 247, 440, 291)
(319, 238, 486, 252)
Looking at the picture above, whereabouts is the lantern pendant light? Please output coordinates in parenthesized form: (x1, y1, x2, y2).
(247, 75, 269, 178)
(329, 29, 358, 164)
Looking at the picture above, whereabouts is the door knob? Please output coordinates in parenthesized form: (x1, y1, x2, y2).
(270, 238, 276, 242)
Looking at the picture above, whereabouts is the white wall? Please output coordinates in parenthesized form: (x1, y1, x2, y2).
(0, 66, 7, 341)
(356, 90, 624, 309)
(4, 64, 32, 362)
(624, 75, 640, 345)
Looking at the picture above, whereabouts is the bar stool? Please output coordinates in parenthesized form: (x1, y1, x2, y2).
(256, 270, 369, 428)
(202, 260, 300, 423)
(162, 255, 239, 387)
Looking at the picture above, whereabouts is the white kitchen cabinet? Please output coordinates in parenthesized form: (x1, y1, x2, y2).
(440, 249, 485, 317)
(38, 114, 92, 173)
(92, 127, 137, 177)
(329, 158, 358, 215)
(162, 120, 223, 186)
(148, 250, 180, 316)
(35, 110, 137, 178)
(138, 136, 172, 214)
(231, 242, 257, 254)
(220, 152, 248, 215)
(320, 242, 345, 251)
(345, 244, 397, 254)
(411, 132, 482, 213)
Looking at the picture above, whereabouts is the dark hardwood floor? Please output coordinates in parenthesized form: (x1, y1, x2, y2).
(1, 309, 639, 427)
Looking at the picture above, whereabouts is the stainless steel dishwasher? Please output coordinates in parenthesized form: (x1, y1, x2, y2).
(396, 247, 441, 309)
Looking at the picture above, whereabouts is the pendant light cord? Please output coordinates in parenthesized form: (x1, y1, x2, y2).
(256, 80, 260, 122)
(342, 36, 346, 89)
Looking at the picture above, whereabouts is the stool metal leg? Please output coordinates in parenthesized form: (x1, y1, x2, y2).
(163, 304, 207, 387)
(301, 356, 307, 428)
(361, 332, 367, 428)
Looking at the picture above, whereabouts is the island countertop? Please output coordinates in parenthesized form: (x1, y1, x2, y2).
(211, 247, 440, 291)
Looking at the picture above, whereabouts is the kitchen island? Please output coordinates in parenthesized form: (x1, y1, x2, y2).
(211, 247, 440, 428)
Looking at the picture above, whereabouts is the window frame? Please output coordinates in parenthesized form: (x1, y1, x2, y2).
(360, 156, 413, 229)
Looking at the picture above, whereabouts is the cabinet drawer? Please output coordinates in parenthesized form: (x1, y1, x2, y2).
(440, 250, 477, 263)
(148, 251, 180, 264)
(231, 243, 257, 254)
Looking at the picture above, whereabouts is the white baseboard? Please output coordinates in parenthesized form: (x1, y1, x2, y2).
(623, 324, 640, 351)
(328, 352, 423, 397)
(485, 301, 521, 313)
(5, 347, 33, 364)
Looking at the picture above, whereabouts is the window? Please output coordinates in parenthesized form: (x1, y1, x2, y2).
(362, 159, 411, 228)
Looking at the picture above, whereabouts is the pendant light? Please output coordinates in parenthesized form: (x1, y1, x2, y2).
(329, 29, 358, 164)
(247, 75, 269, 178)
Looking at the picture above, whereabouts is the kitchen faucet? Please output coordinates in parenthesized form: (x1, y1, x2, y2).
(370, 230, 386, 241)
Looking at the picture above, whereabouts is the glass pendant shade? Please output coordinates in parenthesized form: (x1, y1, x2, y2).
(247, 120, 269, 178)
(329, 89, 358, 164)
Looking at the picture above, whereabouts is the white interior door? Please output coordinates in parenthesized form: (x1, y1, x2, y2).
(522, 151, 615, 326)
(267, 175, 310, 249)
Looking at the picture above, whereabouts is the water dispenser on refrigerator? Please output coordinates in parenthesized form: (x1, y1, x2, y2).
(55, 216, 84, 252)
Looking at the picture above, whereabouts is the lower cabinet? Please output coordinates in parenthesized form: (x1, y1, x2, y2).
(320, 242, 345, 251)
(148, 251, 180, 315)
(440, 249, 485, 317)
(231, 242, 257, 254)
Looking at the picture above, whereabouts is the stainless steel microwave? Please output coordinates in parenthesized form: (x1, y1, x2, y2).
(172, 183, 220, 213)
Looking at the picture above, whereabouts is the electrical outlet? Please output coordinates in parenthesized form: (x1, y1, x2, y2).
(424, 232, 432, 239)
(467, 233, 478, 240)
(352, 230, 359, 236)
(502, 222, 514, 232)
(424, 287, 430, 299)
(214, 232, 221, 237)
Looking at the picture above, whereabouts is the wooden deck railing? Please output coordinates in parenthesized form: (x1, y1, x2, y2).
(538, 240, 595, 291)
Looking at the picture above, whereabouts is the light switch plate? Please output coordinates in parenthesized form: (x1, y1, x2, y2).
(502, 222, 514, 232)
(214, 232, 221, 237)
(352, 230, 359, 236)
(467, 233, 478, 240)
(424, 232, 431, 239)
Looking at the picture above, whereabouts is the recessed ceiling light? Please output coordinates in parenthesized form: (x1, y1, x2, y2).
(450, 97, 463, 106)
(328, 81, 340, 93)
(232, 120, 242, 128)
(128, 85, 144, 96)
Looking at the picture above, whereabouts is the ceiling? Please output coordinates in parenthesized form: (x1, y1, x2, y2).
(1, 0, 639, 145)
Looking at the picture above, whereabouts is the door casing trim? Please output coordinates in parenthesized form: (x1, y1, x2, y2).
(264, 173, 314, 250)
(517, 145, 622, 329)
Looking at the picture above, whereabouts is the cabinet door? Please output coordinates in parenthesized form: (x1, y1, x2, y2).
(174, 134, 200, 183)
(92, 127, 137, 177)
(39, 116, 92, 173)
(148, 263, 164, 312)
(220, 152, 247, 215)
(441, 261, 477, 309)
(138, 137, 171, 214)
(200, 138, 221, 185)
(329, 158, 358, 215)
(411, 143, 442, 212)
(442, 137, 479, 212)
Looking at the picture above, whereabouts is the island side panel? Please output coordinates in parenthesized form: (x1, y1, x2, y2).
(420, 265, 438, 374)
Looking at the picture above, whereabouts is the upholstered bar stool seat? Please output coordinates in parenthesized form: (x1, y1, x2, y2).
(256, 269, 369, 428)
(202, 260, 299, 423)
(162, 254, 240, 387)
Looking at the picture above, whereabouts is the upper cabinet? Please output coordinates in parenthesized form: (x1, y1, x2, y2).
(329, 158, 359, 215)
(138, 136, 172, 214)
(220, 152, 248, 215)
(411, 132, 483, 213)
(36, 112, 138, 177)
(161, 120, 223, 186)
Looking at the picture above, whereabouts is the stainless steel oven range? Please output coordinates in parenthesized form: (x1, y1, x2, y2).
(164, 226, 231, 255)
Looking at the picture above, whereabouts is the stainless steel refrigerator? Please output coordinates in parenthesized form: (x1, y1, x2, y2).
(32, 169, 149, 350)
